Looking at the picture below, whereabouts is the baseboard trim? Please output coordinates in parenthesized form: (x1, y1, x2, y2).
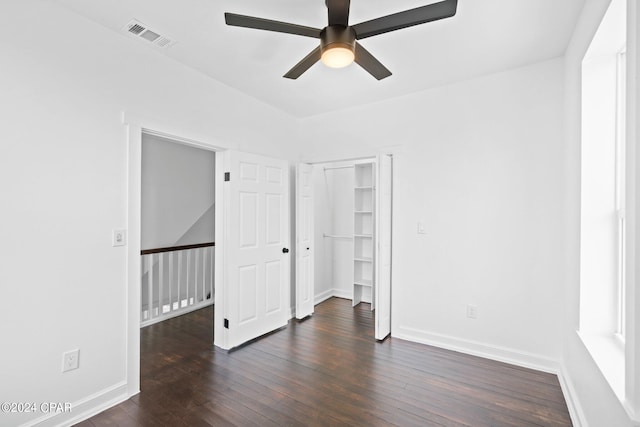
(557, 364, 587, 427)
(27, 381, 130, 427)
(314, 289, 335, 305)
(314, 288, 353, 305)
(331, 289, 352, 300)
(395, 325, 559, 374)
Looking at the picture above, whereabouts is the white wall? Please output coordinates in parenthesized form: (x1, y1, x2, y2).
(301, 58, 566, 370)
(312, 164, 335, 302)
(0, 1, 297, 426)
(329, 163, 356, 300)
(141, 134, 215, 249)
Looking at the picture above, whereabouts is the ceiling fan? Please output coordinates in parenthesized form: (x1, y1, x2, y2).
(225, 0, 458, 80)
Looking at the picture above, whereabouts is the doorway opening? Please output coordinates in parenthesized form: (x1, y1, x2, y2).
(125, 117, 224, 396)
(140, 133, 216, 327)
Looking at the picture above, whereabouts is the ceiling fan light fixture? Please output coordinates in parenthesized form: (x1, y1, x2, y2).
(320, 26, 356, 69)
(321, 46, 355, 68)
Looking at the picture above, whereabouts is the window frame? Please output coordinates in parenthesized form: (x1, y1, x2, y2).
(615, 48, 627, 341)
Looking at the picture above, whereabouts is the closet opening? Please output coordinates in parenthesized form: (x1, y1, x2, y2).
(299, 155, 392, 341)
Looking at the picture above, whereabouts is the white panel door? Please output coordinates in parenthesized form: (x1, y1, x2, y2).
(375, 154, 392, 341)
(295, 163, 314, 319)
(223, 150, 290, 349)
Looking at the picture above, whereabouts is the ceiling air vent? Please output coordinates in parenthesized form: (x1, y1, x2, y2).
(128, 23, 146, 35)
(123, 19, 175, 49)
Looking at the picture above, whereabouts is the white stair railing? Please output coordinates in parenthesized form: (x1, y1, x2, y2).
(140, 242, 214, 327)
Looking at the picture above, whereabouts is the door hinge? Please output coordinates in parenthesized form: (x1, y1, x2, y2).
(224, 172, 230, 182)
(224, 318, 229, 329)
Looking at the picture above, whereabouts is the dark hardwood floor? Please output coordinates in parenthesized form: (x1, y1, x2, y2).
(77, 298, 572, 426)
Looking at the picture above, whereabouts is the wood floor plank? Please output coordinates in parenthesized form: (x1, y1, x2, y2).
(78, 298, 572, 426)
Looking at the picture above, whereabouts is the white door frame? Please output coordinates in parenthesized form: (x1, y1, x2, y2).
(124, 113, 226, 397)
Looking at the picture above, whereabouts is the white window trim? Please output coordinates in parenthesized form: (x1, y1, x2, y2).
(615, 49, 627, 339)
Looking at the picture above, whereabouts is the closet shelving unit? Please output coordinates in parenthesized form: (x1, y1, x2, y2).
(353, 161, 375, 308)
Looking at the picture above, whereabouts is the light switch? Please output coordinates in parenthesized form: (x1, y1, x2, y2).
(112, 229, 127, 247)
(417, 222, 426, 234)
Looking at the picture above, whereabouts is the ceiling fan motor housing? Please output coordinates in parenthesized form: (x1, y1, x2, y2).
(320, 26, 356, 56)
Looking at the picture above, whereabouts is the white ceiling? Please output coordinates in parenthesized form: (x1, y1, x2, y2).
(55, 0, 585, 118)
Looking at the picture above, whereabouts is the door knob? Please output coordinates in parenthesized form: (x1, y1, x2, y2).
(282, 248, 289, 253)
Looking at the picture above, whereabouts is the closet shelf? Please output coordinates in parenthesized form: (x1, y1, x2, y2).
(354, 279, 373, 287)
(353, 161, 375, 309)
(323, 234, 353, 239)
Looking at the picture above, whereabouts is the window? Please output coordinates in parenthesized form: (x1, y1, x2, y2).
(580, 46, 626, 338)
(578, 0, 627, 400)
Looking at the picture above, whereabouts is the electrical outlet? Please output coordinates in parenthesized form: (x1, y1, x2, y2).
(417, 222, 426, 234)
(112, 229, 127, 247)
(466, 305, 478, 319)
(62, 349, 80, 372)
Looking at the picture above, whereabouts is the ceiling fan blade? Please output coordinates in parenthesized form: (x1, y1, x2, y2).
(326, 0, 350, 27)
(283, 46, 322, 79)
(352, 0, 457, 40)
(354, 43, 392, 80)
(225, 13, 321, 38)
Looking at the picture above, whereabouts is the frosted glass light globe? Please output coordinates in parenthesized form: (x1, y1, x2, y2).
(321, 47, 355, 68)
